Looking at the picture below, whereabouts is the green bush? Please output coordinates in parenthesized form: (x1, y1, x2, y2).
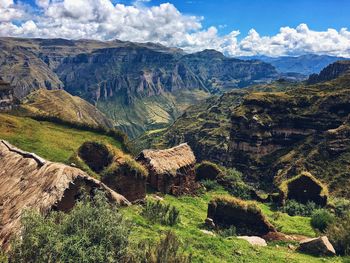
(130, 231, 191, 263)
(332, 198, 350, 218)
(326, 213, 350, 255)
(200, 179, 221, 191)
(141, 200, 180, 226)
(311, 209, 335, 232)
(217, 226, 237, 238)
(220, 168, 252, 199)
(281, 200, 318, 216)
(9, 191, 131, 263)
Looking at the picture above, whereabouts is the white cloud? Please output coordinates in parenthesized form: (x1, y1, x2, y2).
(0, 0, 350, 57)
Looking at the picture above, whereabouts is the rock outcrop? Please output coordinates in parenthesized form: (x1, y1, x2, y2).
(298, 236, 336, 256)
(0, 78, 14, 111)
(307, 61, 350, 84)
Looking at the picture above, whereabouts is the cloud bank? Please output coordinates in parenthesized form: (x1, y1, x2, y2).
(0, 0, 350, 57)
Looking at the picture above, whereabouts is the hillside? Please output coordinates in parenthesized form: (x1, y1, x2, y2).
(0, 113, 123, 163)
(137, 61, 350, 197)
(19, 89, 114, 129)
(0, 37, 279, 137)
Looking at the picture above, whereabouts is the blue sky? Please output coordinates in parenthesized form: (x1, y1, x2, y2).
(136, 0, 350, 38)
(2, 0, 350, 57)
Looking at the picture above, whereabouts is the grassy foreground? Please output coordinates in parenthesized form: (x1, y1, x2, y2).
(122, 189, 345, 263)
(0, 113, 123, 163)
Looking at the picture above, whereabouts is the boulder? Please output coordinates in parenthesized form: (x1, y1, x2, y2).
(237, 236, 267, 247)
(298, 236, 336, 256)
(205, 217, 215, 229)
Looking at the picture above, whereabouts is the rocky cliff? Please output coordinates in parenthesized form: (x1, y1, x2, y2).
(0, 37, 279, 137)
(228, 62, 350, 197)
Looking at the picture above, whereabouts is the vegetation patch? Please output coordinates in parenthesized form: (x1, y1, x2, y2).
(141, 200, 180, 226)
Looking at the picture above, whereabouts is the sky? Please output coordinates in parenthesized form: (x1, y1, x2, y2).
(0, 0, 350, 57)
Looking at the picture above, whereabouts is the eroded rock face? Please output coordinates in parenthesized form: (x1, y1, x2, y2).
(307, 61, 350, 84)
(227, 69, 350, 195)
(298, 236, 336, 256)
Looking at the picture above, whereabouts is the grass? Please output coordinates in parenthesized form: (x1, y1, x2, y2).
(0, 113, 123, 163)
(122, 189, 344, 262)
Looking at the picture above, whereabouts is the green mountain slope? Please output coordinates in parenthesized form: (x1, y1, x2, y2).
(137, 61, 350, 197)
(0, 37, 279, 137)
(20, 89, 114, 129)
(0, 113, 123, 163)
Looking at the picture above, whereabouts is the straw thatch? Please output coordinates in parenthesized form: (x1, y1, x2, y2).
(137, 143, 196, 175)
(0, 140, 130, 249)
(137, 143, 198, 195)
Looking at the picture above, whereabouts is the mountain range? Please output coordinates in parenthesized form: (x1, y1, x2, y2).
(240, 54, 348, 75)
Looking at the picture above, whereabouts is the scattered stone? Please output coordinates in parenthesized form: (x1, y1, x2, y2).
(237, 236, 267, 247)
(263, 231, 293, 242)
(153, 195, 164, 201)
(70, 163, 77, 167)
(200, 229, 215, 236)
(298, 236, 336, 256)
(288, 244, 296, 250)
(205, 217, 216, 229)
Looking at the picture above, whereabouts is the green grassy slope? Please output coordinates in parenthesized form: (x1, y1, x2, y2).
(20, 89, 114, 128)
(0, 113, 122, 163)
(122, 189, 343, 263)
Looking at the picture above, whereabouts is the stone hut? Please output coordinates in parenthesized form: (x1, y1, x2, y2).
(207, 196, 276, 236)
(137, 143, 198, 195)
(76, 141, 147, 203)
(0, 140, 130, 249)
(279, 171, 328, 206)
(0, 78, 14, 111)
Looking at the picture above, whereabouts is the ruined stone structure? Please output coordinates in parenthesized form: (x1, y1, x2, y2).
(0, 140, 129, 249)
(0, 78, 14, 111)
(137, 143, 198, 195)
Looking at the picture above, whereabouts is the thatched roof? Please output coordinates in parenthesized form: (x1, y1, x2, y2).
(138, 143, 196, 175)
(0, 140, 130, 249)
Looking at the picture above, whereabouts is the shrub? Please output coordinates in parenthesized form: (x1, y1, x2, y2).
(130, 231, 191, 263)
(220, 168, 252, 199)
(326, 213, 350, 255)
(200, 179, 221, 191)
(9, 191, 131, 263)
(281, 200, 318, 216)
(311, 209, 335, 232)
(331, 198, 350, 218)
(217, 226, 237, 238)
(141, 200, 180, 226)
